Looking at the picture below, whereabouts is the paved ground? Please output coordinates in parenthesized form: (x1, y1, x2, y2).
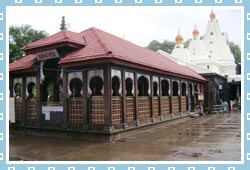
(9, 112, 241, 161)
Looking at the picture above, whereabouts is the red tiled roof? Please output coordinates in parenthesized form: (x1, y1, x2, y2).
(22, 29, 86, 52)
(60, 27, 206, 81)
(9, 54, 36, 72)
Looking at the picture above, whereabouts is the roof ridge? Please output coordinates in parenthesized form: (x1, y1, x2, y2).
(90, 28, 112, 54)
(63, 29, 69, 40)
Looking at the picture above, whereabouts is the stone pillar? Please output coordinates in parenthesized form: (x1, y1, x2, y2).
(62, 70, 68, 128)
(134, 72, 139, 125)
(150, 75, 154, 121)
(82, 70, 88, 128)
(36, 69, 41, 125)
(21, 76, 27, 126)
(121, 70, 127, 128)
(103, 65, 112, 132)
(159, 77, 162, 120)
(179, 80, 182, 114)
(169, 78, 173, 116)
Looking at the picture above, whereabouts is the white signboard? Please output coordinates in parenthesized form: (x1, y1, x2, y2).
(42, 106, 63, 120)
(35, 49, 59, 60)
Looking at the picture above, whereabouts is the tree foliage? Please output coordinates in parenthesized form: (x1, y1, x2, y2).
(9, 25, 48, 63)
(228, 41, 241, 63)
(147, 40, 175, 54)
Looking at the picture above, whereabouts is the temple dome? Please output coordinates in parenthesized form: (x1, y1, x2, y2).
(193, 27, 200, 38)
(175, 30, 184, 45)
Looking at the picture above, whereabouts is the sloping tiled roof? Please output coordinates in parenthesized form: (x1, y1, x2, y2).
(22, 29, 86, 52)
(9, 54, 36, 72)
(60, 27, 206, 81)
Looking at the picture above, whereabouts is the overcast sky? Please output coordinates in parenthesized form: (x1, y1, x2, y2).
(7, 6, 242, 47)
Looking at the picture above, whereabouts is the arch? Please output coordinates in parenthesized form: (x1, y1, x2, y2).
(173, 81, 179, 96)
(138, 76, 149, 96)
(153, 81, 158, 96)
(69, 78, 83, 98)
(112, 76, 120, 96)
(161, 79, 169, 96)
(42, 58, 60, 103)
(43, 59, 58, 79)
(89, 76, 104, 96)
(27, 82, 36, 98)
(14, 83, 22, 97)
(181, 82, 187, 96)
(125, 78, 133, 96)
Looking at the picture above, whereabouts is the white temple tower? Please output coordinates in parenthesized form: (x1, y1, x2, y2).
(188, 26, 211, 70)
(203, 10, 236, 75)
(171, 30, 190, 63)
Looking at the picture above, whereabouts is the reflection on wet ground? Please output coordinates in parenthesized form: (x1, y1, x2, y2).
(10, 113, 241, 161)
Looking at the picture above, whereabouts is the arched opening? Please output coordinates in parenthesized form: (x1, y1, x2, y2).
(27, 82, 36, 99)
(125, 78, 133, 96)
(47, 83, 54, 102)
(138, 76, 149, 96)
(69, 78, 83, 98)
(89, 76, 104, 96)
(42, 58, 60, 103)
(14, 83, 22, 97)
(153, 81, 158, 96)
(181, 83, 186, 96)
(173, 81, 179, 96)
(112, 76, 120, 96)
(161, 80, 169, 96)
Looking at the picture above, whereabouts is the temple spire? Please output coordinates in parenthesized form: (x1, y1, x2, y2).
(210, 10, 216, 21)
(60, 16, 67, 30)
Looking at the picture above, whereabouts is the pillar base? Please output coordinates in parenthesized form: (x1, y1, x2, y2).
(103, 125, 115, 133)
(62, 123, 69, 129)
(122, 123, 128, 129)
(135, 120, 141, 126)
(160, 115, 164, 121)
(170, 113, 174, 118)
(180, 112, 183, 116)
(81, 124, 89, 130)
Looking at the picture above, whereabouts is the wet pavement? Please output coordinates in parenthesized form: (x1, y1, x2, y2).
(9, 112, 241, 161)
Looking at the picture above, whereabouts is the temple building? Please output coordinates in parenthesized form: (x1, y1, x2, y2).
(159, 10, 241, 108)
(9, 26, 206, 136)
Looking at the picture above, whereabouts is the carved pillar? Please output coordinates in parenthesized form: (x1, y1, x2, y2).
(21, 76, 27, 126)
(134, 72, 139, 125)
(36, 69, 41, 125)
(82, 70, 88, 128)
(103, 65, 112, 132)
(62, 70, 68, 128)
(121, 70, 127, 128)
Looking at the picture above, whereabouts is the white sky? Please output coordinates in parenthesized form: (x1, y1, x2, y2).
(7, 6, 242, 47)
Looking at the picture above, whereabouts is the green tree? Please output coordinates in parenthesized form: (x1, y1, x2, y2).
(147, 40, 175, 54)
(147, 40, 162, 51)
(228, 41, 241, 63)
(9, 25, 48, 63)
